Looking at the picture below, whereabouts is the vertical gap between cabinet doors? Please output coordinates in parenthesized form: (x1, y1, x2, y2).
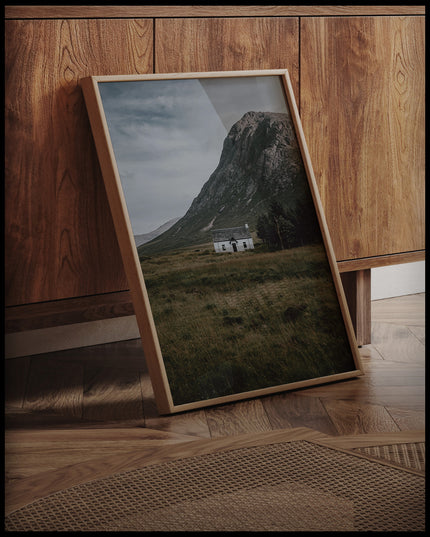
(298, 16, 302, 115)
(152, 18, 156, 73)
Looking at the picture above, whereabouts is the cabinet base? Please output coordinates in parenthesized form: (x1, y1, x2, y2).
(340, 269, 371, 346)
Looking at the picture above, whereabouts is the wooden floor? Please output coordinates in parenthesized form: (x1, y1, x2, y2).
(5, 293, 425, 513)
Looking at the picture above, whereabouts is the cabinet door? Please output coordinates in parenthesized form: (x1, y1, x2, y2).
(5, 19, 153, 306)
(300, 16, 425, 261)
(155, 17, 300, 97)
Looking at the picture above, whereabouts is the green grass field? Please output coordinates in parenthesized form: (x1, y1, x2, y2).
(141, 242, 356, 405)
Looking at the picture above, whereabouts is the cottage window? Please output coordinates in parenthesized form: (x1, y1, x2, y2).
(243, 242, 247, 248)
(222, 244, 226, 251)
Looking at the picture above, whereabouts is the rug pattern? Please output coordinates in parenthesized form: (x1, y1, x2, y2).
(5, 440, 424, 532)
(352, 441, 425, 474)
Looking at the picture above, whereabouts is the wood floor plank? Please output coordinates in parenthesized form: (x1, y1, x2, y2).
(4, 356, 31, 409)
(385, 407, 426, 431)
(371, 322, 425, 363)
(4, 410, 86, 430)
(140, 372, 211, 438)
(322, 399, 400, 435)
(205, 399, 273, 438)
(262, 392, 338, 435)
(300, 379, 424, 410)
(23, 356, 83, 418)
(5, 427, 199, 445)
(83, 366, 144, 422)
(293, 376, 370, 400)
(363, 360, 425, 387)
(4, 292, 425, 514)
(362, 359, 424, 370)
(4, 409, 159, 430)
(68, 338, 146, 369)
(408, 325, 425, 345)
(358, 344, 384, 362)
(5, 427, 199, 480)
(365, 388, 424, 411)
(316, 429, 425, 449)
(371, 293, 425, 326)
(4, 427, 325, 516)
(144, 410, 212, 439)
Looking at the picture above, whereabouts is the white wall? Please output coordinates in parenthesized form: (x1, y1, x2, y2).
(371, 260, 425, 300)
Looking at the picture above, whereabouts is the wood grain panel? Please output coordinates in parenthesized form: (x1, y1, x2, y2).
(337, 250, 425, 272)
(155, 18, 299, 98)
(4, 291, 134, 333)
(5, 6, 426, 19)
(300, 16, 425, 261)
(5, 19, 153, 306)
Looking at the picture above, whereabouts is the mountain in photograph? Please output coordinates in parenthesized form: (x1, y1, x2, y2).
(139, 111, 314, 256)
(134, 217, 181, 248)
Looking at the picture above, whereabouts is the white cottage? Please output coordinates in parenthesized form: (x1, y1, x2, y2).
(212, 224, 254, 253)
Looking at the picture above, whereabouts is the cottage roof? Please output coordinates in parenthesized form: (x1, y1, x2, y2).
(212, 225, 252, 242)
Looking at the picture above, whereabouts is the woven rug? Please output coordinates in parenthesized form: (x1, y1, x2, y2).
(352, 441, 425, 474)
(5, 438, 424, 532)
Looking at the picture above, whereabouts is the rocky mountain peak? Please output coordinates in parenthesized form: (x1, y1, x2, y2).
(139, 110, 310, 256)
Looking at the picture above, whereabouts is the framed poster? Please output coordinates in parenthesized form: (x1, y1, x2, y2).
(81, 70, 363, 414)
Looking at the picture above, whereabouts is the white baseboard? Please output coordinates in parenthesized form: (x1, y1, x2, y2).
(5, 315, 140, 359)
(371, 260, 425, 301)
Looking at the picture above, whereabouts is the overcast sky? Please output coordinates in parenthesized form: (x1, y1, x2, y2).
(99, 76, 289, 235)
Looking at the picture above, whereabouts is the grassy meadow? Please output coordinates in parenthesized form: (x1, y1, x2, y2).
(140, 242, 356, 406)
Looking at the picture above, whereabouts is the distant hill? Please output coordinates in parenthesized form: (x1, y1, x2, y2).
(134, 217, 181, 248)
(139, 111, 312, 257)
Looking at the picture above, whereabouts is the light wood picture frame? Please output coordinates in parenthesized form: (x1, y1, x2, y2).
(81, 70, 363, 414)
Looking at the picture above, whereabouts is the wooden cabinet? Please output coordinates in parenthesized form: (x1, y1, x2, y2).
(4, 6, 425, 345)
(301, 16, 425, 262)
(154, 17, 300, 97)
(5, 18, 153, 306)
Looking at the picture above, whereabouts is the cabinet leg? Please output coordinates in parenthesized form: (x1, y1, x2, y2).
(340, 269, 371, 346)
